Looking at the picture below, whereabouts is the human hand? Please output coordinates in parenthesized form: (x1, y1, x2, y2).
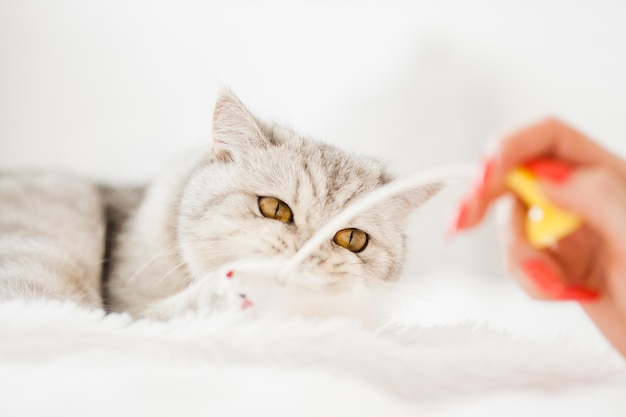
(452, 118, 626, 356)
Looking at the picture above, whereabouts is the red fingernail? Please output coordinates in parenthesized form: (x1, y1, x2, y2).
(241, 299, 253, 310)
(476, 157, 495, 197)
(455, 199, 472, 230)
(522, 259, 561, 291)
(521, 259, 600, 302)
(525, 159, 572, 184)
(226, 270, 234, 279)
(553, 286, 600, 302)
(446, 199, 471, 239)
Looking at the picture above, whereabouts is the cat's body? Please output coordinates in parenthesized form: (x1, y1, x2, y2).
(0, 92, 440, 321)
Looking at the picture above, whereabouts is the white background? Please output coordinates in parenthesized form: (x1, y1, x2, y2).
(1, 0, 626, 278)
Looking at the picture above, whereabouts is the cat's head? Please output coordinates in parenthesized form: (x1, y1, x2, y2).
(176, 91, 441, 320)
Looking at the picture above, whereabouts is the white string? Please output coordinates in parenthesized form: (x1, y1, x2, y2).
(280, 163, 476, 275)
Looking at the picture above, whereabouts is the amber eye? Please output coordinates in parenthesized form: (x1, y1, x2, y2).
(333, 228, 368, 253)
(258, 197, 293, 223)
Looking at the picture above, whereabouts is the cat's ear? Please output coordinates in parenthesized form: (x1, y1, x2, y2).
(211, 90, 269, 162)
(388, 179, 445, 220)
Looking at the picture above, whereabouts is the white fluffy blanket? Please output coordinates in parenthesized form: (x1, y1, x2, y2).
(2, 271, 626, 417)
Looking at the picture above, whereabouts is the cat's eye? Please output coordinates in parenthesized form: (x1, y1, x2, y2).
(258, 197, 293, 224)
(333, 228, 368, 253)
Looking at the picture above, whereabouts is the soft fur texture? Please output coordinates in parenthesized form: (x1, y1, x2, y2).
(1, 295, 625, 417)
(0, 173, 106, 307)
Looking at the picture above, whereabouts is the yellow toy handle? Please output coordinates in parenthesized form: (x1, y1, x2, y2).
(506, 167, 581, 248)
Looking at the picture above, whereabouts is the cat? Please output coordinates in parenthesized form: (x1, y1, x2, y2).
(0, 91, 442, 322)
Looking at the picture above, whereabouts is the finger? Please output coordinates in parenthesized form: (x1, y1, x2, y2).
(496, 195, 601, 302)
(541, 166, 626, 315)
(550, 226, 603, 290)
(496, 195, 553, 299)
(455, 118, 626, 231)
(581, 301, 626, 357)
(493, 117, 625, 178)
(540, 166, 626, 255)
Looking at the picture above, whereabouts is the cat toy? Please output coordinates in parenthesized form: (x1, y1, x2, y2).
(277, 161, 580, 277)
(506, 161, 581, 248)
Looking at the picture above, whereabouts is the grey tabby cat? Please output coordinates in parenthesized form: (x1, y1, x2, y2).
(0, 91, 440, 321)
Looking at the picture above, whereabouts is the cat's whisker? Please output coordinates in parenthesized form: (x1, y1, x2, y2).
(385, 298, 438, 326)
(334, 269, 398, 287)
(216, 217, 281, 248)
(150, 261, 188, 289)
(124, 245, 180, 288)
(369, 278, 437, 302)
(373, 319, 397, 335)
(371, 279, 467, 316)
(369, 279, 430, 298)
(389, 284, 448, 304)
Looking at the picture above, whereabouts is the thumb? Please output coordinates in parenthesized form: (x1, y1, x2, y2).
(540, 167, 626, 252)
